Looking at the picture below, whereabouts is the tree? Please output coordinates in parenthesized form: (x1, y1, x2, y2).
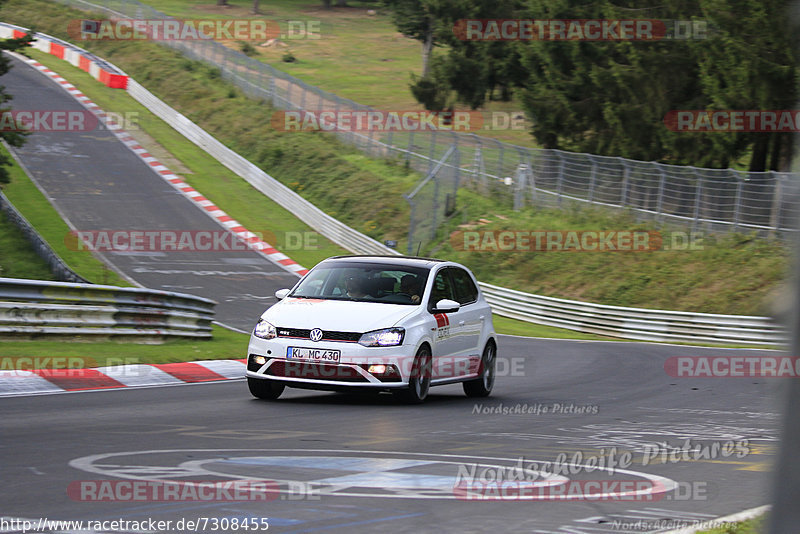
(384, 0, 451, 77)
(387, 0, 520, 109)
(0, 27, 33, 186)
(389, 0, 799, 169)
(689, 0, 798, 171)
(511, 0, 711, 162)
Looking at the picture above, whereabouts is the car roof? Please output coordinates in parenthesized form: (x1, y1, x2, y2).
(321, 255, 449, 269)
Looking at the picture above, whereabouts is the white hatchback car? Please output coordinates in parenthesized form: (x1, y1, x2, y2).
(246, 255, 497, 403)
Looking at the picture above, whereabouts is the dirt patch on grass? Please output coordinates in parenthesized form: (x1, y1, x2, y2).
(127, 128, 193, 175)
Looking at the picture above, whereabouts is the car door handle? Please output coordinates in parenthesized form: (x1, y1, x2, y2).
(459, 320, 465, 326)
(479, 315, 485, 321)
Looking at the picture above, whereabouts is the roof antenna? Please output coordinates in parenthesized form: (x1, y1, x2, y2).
(416, 241, 422, 257)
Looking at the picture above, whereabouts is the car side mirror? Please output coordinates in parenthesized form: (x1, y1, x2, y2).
(434, 299, 460, 313)
(275, 288, 291, 300)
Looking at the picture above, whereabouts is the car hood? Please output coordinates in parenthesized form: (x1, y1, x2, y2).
(261, 297, 419, 332)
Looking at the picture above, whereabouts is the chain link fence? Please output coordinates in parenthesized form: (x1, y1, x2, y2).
(51, 0, 799, 247)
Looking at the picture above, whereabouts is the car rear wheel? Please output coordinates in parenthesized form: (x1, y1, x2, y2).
(394, 346, 432, 404)
(463, 340, 496, 398)
(248, 377, 285, 400)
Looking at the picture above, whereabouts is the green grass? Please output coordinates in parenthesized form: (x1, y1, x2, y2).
(491, 314, 618, 341)
(0, 141, 55, 280)
(435, 207, 789, 316)
(0, 210, 56, 281)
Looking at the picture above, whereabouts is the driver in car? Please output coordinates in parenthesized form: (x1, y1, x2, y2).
(399, 274, 421, 304)
(346, 276, 368, 298)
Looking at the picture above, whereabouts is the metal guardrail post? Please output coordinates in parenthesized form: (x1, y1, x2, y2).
(620, 160, 630, 207)
(513, 164, 526, 211)
(692, 168, 703, 233)
(770, 172, 783, 233)
(404, 195, 416, 256)
(428, 129, 438, 175)
(556, 151, 564, 206)
(526, 155, 537, 205)
(588, 155, 597, 203)
(732, 170, 744, 233)
(496, 141, 505, 192)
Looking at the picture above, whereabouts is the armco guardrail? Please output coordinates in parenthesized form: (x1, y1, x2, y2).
(480, 282, 786, 346)
(0, 277, 215, 340)
(6, 24, 787, 347)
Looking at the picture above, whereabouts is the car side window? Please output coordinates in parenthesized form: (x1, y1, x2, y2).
(428, 269, 455, 310)
(451, 268, 479, 305)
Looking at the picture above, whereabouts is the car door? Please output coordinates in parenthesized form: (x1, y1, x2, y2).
(427, 267, 471, 379)
(450, 267, 486, 376)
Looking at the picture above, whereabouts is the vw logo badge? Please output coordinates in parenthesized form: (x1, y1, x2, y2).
(309, 328, 323, 342)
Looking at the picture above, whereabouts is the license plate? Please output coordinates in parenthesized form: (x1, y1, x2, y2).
(287, 347, 341, 363)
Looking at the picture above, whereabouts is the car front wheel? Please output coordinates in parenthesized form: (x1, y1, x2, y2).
(463, 340, 496, 398)
(248, 377, 285, 400)
(394, 346, 432, 404)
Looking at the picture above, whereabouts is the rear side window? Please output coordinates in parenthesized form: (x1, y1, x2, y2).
(451, 268, 479, 305)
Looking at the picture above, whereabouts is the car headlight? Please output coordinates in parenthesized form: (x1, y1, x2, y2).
(253, 319, 277, 339)
(358, 327, 404, 347)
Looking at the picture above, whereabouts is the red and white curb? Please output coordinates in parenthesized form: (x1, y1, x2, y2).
(0, 23, 129, 88)
(0, 359, 246, 397)
(17, 54, 309, 277)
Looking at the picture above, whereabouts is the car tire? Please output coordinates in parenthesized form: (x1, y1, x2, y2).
(463, 340, 496, 398)
(394, 345, 432, 404)
(248, 377, 285, 400)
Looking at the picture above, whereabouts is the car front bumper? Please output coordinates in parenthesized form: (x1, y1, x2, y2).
(246, 335, 419, 388)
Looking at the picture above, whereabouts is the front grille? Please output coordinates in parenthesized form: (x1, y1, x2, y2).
(276, 327, 361, 343)
(266, 360, 368, 382)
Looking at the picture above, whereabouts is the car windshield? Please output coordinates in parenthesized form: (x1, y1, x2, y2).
(289, 261, 429, 305)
